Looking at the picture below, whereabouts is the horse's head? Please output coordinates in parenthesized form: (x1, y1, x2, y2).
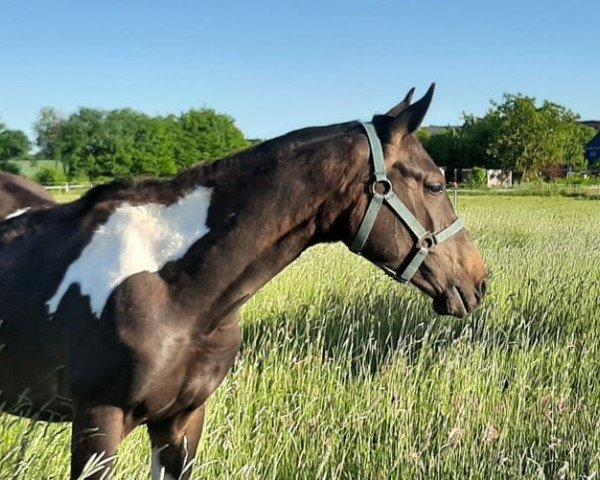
(349, 85, 487, 317)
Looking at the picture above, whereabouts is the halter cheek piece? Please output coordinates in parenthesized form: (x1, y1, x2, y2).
(350, 122, 464, 283)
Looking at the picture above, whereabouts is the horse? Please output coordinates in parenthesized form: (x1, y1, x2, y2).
(0, 171, 56, 220)
(0, 85, 487, 479)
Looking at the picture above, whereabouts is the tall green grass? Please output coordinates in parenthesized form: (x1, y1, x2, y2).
(1, 196, 599, 479)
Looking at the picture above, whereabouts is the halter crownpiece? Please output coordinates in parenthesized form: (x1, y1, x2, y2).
(350, 122, 464, 283)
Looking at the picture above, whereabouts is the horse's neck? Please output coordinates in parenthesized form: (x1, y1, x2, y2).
(169, 137, 367, 328)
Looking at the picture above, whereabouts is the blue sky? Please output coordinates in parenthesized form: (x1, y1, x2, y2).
(1, 0, 599, 141)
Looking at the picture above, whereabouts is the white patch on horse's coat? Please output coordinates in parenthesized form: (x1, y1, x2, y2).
(5, 207, 30, 219)
(47, 186, 213, 317)
(151, 447, 176, 480)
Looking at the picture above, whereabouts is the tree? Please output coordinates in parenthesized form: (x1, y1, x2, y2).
(58, 107, 105, 179)
(176, 109, 250, 168)
(52, 106, 250, 180)
(34, 107, 65, 159)
(0, 117, 31, 172)
(419, 127, 463, 173)
(0, 129, 31, 161)
(485, 94, 595, 176)
(421, 94, 596, 179)
(459, 112, 502, 169)
(124, 113, 178, 176)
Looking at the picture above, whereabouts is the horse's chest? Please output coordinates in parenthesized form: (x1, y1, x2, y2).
(138, 317, 242, 419)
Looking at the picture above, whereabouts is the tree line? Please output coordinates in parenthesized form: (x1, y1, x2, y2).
(1, 107, 252, 182)
(33, 107, 252, 181)
(0, 93, 596, 183)
(418, 93, 596, 180)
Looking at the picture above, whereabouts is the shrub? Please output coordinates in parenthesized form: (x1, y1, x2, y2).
(465, 167, 487, 188)
(0, 161, 21, 174)
(35, 166, 67, 184)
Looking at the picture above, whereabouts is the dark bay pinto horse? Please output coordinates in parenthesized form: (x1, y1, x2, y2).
(0, 171, 56, 220)
(0, 86, 487, 479)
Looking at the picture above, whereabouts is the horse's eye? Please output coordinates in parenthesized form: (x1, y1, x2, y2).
(426, 183, 444, 195)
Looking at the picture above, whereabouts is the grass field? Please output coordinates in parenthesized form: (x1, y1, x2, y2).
(1, 195, 600, 479)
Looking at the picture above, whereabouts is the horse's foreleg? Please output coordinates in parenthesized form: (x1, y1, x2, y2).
(147, 404, 206, 480)
(71, 402, 126, 479)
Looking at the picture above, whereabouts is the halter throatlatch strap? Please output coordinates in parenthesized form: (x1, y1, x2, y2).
(350, 122, 464, 283)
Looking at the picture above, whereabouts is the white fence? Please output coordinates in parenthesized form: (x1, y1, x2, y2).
(42, 183, 94, 193)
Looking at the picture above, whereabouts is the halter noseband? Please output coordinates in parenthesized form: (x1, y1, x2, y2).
(350, 122, 464, 283)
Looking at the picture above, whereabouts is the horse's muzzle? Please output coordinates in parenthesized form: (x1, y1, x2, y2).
(433, 279, 487, 318)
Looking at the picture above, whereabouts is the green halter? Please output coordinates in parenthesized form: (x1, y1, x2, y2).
(350, 122, 464, 283)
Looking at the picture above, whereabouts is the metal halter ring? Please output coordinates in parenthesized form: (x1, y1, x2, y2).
(370, 179, 393, 198)
(418, 234, 436, 250)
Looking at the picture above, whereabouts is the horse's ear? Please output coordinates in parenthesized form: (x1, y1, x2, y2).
(385, 87, 415, 117)
(388, 83, 435, 141)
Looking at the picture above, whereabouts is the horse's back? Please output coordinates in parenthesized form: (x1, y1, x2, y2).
(0, 171, 55, 219)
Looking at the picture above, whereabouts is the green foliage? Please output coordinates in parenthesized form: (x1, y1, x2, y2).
(0, 161, 21, 174)
(419, 127, 462, 173)
(464, 167, 487, 188)
(35, 166, 67, 184)
(460, 113, 502, 169)
(59, 108, 180, 180)
(34, 107, 250, 180)
(34, 107, 65, 159)
(420, 94, 596, 179)
(0, 129, 31, 161)
(176, 109, 250, 168)
(7, 159, 64, 179)
(486, 94, 596, 176)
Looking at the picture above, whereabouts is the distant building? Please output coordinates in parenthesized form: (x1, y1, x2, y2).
(576, 121, 600, 166)
(487, 169, 513, 187)
(585, 132, 600, 165)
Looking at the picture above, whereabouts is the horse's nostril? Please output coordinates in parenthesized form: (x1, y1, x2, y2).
(478, 278, 488, 297)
